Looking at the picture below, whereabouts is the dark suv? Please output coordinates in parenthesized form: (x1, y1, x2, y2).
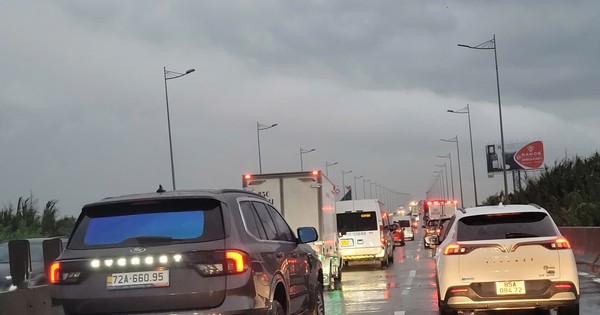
(50, 189, 323, 315)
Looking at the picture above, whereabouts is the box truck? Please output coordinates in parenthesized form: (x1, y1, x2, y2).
(242, 170, 343, 290)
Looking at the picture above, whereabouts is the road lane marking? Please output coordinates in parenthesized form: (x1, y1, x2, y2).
(409, 270, 416, 277)
(593, 278, 600, 284)
(394, 311, 405, 315)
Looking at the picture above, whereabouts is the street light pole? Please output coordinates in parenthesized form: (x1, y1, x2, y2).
(447, 106, 477, 206)
(325, 161, 338, 177)
(438, 153, 455, 201)
(440, 136, 464, 207)
(353, 176, 363, 200)
(459, 34, 508, 203)
(436, 164, 449, 201)
(363, 179, 371, 199)
(257, 122, 277, 174)
(164, 67, 195, 191)
(299, 147, 315, 171)
(342, 170, 352, 195)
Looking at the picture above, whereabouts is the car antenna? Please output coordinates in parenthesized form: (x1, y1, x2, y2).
(156, 185, 166, 193)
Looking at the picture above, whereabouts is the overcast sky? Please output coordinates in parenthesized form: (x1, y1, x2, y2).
(1, 1, 599, 218)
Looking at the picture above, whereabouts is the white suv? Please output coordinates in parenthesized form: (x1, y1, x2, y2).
(432, 204, 579, 315)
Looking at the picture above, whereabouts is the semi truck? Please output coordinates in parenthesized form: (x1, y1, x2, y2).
(242, 170, 343, 290)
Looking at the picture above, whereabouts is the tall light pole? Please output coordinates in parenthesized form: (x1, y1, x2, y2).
(441, 136, 465, 207)
(362, 179, 371, 199)
(299, 147, 315, 171)
(370, 181, 376, 199)
(342, 170, 352, 195)
(257, 122, 277, 174)
(447, 105, 477, 206)
(325, 161, 338, 177)
(459, 34, 508, 203)
(353, 176, 363, 200)
(438, 153, 456, 202)
(164, 67, 195, 191)
(434, 170, 445, 200)
(435, 164, 449, 201)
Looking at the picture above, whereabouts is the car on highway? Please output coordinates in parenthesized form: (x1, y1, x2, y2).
(392, 224, 405, 247)
(0, 237, 67, 292)
(423, 216, 451, 248)
(433, 204, 580, 314)
(50, 189, 324, 315)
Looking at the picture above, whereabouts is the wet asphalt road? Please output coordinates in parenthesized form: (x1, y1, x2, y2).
(324, 231, 600, 315)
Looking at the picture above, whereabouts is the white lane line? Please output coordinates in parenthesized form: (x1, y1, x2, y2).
(579, 272, 593, 277)
(593, 278, 600, 284)
(394, 311, 406, 315)
(409, 270, 416, 277)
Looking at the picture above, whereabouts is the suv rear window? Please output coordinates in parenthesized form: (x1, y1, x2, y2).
(337, 212, 378, 232)
(69, 198, 224, 249)
(457, 212, 557, 241)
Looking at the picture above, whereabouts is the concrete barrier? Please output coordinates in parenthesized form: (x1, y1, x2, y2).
(0, 285, 53, 315)
(559, 227, 600, 272)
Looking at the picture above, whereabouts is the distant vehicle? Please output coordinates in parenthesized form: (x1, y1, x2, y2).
(392, 224, 405, 247)
(242, 170, 343, 290)
(423, 199, 458, 222)
(432, 204, 579, 314)
(0, 237, 67, 292)
(336, 199, 394, 268)
(51, 189, 324, 315)
(394, 215, 414, 241)
(423, 216, 451, 249)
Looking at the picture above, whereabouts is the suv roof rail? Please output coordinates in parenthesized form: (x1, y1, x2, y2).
(457, 207, 466, 214)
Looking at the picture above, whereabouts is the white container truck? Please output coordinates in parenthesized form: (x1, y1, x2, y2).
(242, 170, 343, 290)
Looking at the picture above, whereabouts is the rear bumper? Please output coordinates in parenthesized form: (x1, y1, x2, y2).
(442, 281, 579, 311)
(444, 292, 578, 311)
(341, 247, 386, 261)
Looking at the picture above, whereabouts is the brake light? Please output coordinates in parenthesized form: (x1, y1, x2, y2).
(554, 283, 573, 289)
(243, 174, 252, 180)
(226, 250, 248, 273)
(49, 261, 61, 284)
(436, 228, 441, 234)
(552, 238, 571, 249)
(311, 170, 320, 176)
(444, 244, 468, 255)
(380, 237, 386, 247)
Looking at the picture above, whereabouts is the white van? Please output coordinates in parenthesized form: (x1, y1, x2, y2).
(335, 199, 394, 267)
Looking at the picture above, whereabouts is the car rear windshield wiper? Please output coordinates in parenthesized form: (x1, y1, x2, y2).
(505, 232, 538, 239)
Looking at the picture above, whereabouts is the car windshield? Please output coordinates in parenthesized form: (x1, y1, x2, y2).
(69, 198, 225, 249)
(337, 212, 378, 232)
(457, 212, 557, 241)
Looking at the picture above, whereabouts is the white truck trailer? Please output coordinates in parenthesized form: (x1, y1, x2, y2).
(242, 170, 343, 290)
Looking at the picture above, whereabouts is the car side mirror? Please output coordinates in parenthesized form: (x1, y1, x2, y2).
(297, 227, 318, 244)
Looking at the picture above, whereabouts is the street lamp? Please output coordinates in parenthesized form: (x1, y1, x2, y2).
(257, 122, 277, 174)
(438, 153, 456, 202)
(299, 147, 316, 171)
(459, 34, 508, 203)
(370, 181, 376, 199)
(325, 161, 338, 177)
(441, 136, 465, 207)
(435, 164, 450, 201)
(434, 170, 445, 200)
(447, 105, 477, 206)
(353, 176, 363, 200)
(362, 179, 371, 198)
(163, 67, 195, 191)
(342, 170, 352, 195)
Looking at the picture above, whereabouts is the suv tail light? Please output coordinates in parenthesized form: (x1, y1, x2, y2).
(196, 250, 249, 276)
(48, 261, 61, 284)
(443, 244, 470, 255)
(542, 238, 571, 250)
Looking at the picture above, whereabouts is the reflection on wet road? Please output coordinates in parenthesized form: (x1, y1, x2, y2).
(324, 231, 600, 314)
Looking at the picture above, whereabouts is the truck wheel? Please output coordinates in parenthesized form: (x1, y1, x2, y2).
(270, 300, 285, 315)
